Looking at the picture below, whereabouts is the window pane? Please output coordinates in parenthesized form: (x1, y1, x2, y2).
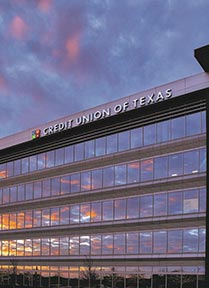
(127, 197, 139, 219)
(115, 164, 126, 186)
(154, 193, 167, 216)
(169, 153, 183, 176)
(140, 195, 153, 218)
(140, 232, 152, 254)
(60, 175, 70, 195)
(144, 124, 156, 145)
(84, 140, 95, 159)
(168, 230, 182, 253)
(22, 157, 29, 174)
(51, 207, 59, 226)
(10, 186, 17, 203)
(43, 179, 51, 198)
(81, 171, 91, 191)
(154, 156, 168, 179)
(114, 233, 125, 254)
(33, 181, 42, 199)
(141, 159, 153, 181)
(91, 235, 101, 255)
(126, 232, 138, 254)
(114, 199, 126, 220)
(103, 200, 113, 221)
(200, 188, 206, 212)
(103, 167, 114, 187)
(65, 145, 73, 163)
(80, 235, 90, 255)
(60, 206, 69, 225)
(25, 183, 33, 201)
(118, 131, 130, 151)
(95, 137, 106, 156)
(91, 202, 101, 222)
(70, 174, 80, 193)
(131, 127, 143, 148)
(92, 169, 102, 189)
(200, 148, 206, 172)
(107, 134, 117, 154)
(0, 163, 7, 179)
(183, 229, 198, 252)
(183, 189, 198, 213)
(127, 161, 140, 183)
(17, 184, 25, 201)
(37, 153, 46, 170)
(55, 148, 64, 166)
(70, 236, 79, 255)
(171, 116, 185, 139)
(201, 111, 206, 133)
(80, 203, 90, 223)
(42, 209, 50, 226)
(157, 120, 170, 143)
(74, 143, 84, 161)
(70, 205, 79, 224)
(186, 112, 201, 136)
(6, 162, 13, 177)
(183, 150, 199, 174)
(154, 231, 167, 253)
(46, 151, 55, 168)
(199, 228, 206, 252)
(102, 234, 113, 254)
(14, 159, 21, 176)
(168, 192, 183, 215)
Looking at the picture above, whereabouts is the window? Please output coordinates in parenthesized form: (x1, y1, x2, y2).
(154, 231, 167, 254)
(131, 127, 143, 148)
(154, 193, 167, 216)
(154, 156, 168, 179)
(144, 124, 156, 145)
(186, 112, 201, 136)
(127, 197, 139, 219)
(114, 199, 126, 220)
(171, 116, 185, 139)
(168, 192, 183, 215)
(168, 230, 182, 253)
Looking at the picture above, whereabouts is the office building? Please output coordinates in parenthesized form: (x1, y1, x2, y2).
(0, 45, 209, 287)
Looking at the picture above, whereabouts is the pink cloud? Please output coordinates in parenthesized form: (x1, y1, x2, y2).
(65, 33, 80, 61)
(9, 16, 28, 40)
(38, 0, 53, 12)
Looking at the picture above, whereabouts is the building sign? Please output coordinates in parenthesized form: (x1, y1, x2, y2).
(33, 88, 172, 138)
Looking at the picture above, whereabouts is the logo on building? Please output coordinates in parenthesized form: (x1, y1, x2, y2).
(32, 129, 41, 139)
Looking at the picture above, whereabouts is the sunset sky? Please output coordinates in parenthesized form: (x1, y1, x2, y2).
(0, 0, 209, 138)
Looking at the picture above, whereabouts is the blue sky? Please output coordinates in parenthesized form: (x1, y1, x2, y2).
(0, 0, 209, 138)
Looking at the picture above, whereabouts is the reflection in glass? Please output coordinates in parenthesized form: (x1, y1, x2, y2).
(168, 230, 182, 253)
(171, 116, 185, 139)
(183, 150, 199, 174)
(168, 192, 183, 215)
(144, 124, 156, 145)
(154, 193, 167, 216)
(153, 231, 166, 253)
(140, 232, 152, 254)
(127, 197, 139, 219)
(141, 159, 153, 181)
(183, 229, 198, 252)
(131, 127, 142, 148)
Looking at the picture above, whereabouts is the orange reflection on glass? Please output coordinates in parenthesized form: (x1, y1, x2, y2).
(2, 214, 9, 229)
(0, 170, 7, 178)
(141, 159, 153, 171)
(128, 162, 140, 169)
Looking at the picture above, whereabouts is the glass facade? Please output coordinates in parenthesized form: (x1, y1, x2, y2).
(0, 104, 207, 288)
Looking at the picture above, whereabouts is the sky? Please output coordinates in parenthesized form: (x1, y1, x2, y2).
(0, 0, 209, 138)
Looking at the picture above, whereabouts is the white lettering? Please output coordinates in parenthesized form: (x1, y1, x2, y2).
(140, 96, 146, 106)
(156, 92, 164, 102)
(147, 94, 155, 104)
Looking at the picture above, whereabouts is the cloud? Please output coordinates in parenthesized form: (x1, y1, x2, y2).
(38, 0, 53, 12)
(9, 15, 28, 40)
